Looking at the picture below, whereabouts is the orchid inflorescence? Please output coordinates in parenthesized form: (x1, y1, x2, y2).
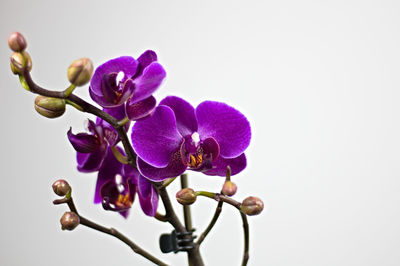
(8, 32, 264, 266)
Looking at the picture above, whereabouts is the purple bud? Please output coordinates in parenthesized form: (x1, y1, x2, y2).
(52, 179, 71, 197)
(34, 96, 66, 118)
(8, 32, 27, 52)
(176, 188, 197, 205)
(67, 58, 94, 86)
(60, 212, 80, 231)
(241, 196, 264, 216)
(222, 181, 237, 196)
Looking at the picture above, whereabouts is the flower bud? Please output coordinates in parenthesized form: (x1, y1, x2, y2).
(8, 32, 27, 52)
(34, 96, 66, 118)
(10, 51, 32, 75)
(241, 196, 264, 216)
(176, 188, 197, 205)
(222, 180, 237, 196)
(67, 58, 94, 86)
(60, 212, 80, 231)
(52, 179, 71, 197)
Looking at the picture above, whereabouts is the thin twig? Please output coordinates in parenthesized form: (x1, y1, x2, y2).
(157, 185, 185, 232)
(154, 212, 168, 222)
(161, 176, 178, 189)
(55, 197, 168, 266)
(240, 212, 249, 266)
(197, 192, 250, 266)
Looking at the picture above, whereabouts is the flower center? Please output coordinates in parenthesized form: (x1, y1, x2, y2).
(101, 72, 126, 104)
(116, 193, 132, 208)
(189, 153, 203, 168)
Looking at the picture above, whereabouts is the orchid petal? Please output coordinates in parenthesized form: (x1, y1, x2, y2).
(93, 147, 124, 203)
(126, 96, 156, 121)
(90, 56, 138, 96)
(131, 105, 183, 168)
(131, 62, 166, 104)
(76, 144, 107, 173)
(67, 129, 99, 153)
(159, 96, 198, 137)
(137, 175, 159, 216)
(196, 101, 251, 158)
(137, 50, 157, 71)
(137, 150, 187, 182)
(202, 153, 247, 176)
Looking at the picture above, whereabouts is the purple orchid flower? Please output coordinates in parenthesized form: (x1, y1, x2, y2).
(89, 51, 166, 121)
(67, 119, 109, 172)
(131, 96, 251, 181)
(94, 147, 159, 218)
(67, 105, 127, 172)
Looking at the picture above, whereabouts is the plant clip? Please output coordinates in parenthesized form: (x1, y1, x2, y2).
(159, 229, 197, 253)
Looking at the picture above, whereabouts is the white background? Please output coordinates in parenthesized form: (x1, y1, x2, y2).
(1, 1, 400, 265)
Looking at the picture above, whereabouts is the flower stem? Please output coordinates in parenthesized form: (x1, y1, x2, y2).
(154, 212, 168, 222)
(157, 185, 204, 266)
(117, 116, 130, 127)
(180, 174, 193, 231)
(240, 212, 250, 266)
(54, 196, 168, 266)
(161, 176, 178, 188)
(63, 84, 76, 97)
(195, 192, 250, 265)
(110, 146, 129, 164)
(65, 99, 84, 111)
(195, 191, 216, 199)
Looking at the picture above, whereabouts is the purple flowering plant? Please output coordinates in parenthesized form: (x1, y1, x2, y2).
(8, 32, 264, 266)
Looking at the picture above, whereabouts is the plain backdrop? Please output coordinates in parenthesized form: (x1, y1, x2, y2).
(1, 0, 400, 265)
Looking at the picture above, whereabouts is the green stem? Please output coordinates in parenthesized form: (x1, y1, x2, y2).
(63, 84, 76, 97)
(118, 116, 130, 127)
(19, 75, 30, 91)
(65, 99, 84, 111)
(161, 176, 178, 188)
(195, 191, 216, 199)
(111, 146, 129, 164)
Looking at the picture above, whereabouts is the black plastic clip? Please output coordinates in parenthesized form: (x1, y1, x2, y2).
(159, 229, 197, 253)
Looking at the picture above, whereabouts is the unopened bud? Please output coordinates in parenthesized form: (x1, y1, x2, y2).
(8, 32, 27, 52)
(52, 179, 71, 197)
(241, 196, 264, 216)
(34, 96, 66, 118)
(222, 181, 237, 196)
(60, 212, 80, 231)
(10, 51, 32, 75)
(67, 58, 94, 86)
(176, 188, 197, 205)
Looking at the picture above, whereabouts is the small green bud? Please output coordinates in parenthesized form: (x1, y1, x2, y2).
(52, 179, 71, 197)
(10, 51, 32, 75)
(222, 180, 237, 196)
(34, 96, 66, 119)
(67, 58, 94, 86)
(176, 188, 197, 205)
(8, 32, 27, 52)
(240, 196, 264, 216)
(60, 212, 80, 231)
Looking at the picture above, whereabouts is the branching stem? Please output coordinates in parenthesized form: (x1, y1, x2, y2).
(54, 196, 168, 266)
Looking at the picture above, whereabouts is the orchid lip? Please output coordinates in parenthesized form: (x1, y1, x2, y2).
(180, 136, 220, 170)
(100, 174, 135, 213)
